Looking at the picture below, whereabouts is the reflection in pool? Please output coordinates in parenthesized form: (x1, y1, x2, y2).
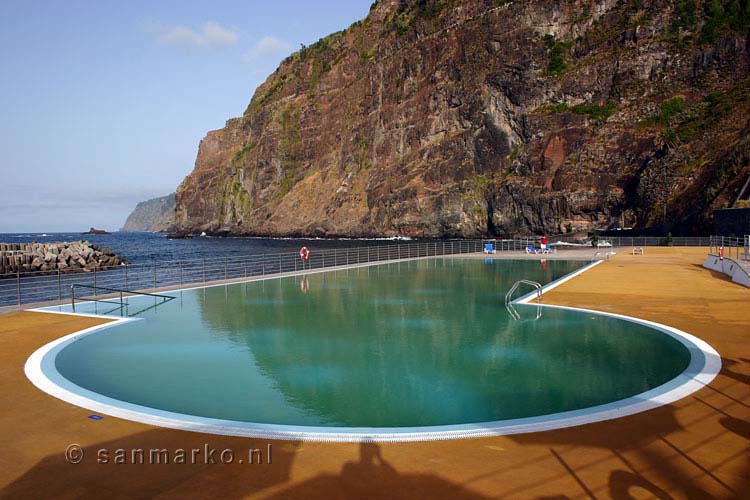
(52, 258, 691, 428)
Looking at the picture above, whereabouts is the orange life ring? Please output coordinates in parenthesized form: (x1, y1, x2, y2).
(719, 246, 724, 260)
(299, 246, 310, 261)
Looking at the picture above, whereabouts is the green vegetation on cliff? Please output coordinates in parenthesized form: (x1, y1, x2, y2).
(175, 0, 750, 238)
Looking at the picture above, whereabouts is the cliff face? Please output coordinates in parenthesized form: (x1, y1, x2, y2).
(175, 0, 750, 237)
(122, 194, 176, 232)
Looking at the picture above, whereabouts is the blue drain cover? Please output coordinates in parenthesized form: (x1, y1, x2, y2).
(88, 415, 103, 420)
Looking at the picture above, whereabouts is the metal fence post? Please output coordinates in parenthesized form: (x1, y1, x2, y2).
(153, 264, 157, 290)
(225, 257, 228, 281)
(16, 271, 21, 306)
(57, 269, 62, 302)
(93, 266, 97, 296)
(202, 258, 206, 283)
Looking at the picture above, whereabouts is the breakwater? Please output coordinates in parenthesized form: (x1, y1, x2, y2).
(0, 241, 127, 276)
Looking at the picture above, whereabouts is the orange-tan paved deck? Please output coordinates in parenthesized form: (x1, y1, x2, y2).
(0, 247, 747, 499)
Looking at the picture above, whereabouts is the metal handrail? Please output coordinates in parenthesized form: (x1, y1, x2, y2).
(1, 235, 744, 308)
(505, 302, 542, 321)
(592, 250, 614, 262)
(505, 279, 542, 305)
(71, 284, 174, 315)
(2, 240, 484, 306)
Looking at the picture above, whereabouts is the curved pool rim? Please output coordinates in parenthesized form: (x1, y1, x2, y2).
(24, 267, 721, 443)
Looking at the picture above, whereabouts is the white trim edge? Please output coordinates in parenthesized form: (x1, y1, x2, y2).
(24, 259, 721, 443)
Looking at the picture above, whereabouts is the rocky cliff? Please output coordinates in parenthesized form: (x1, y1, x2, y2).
(122, 193, 176, 232)
(175, 0, 750, 237)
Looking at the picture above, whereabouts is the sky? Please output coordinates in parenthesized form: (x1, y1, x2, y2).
(0, 0, 373, 232)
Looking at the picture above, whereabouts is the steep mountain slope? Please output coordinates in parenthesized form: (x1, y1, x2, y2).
(175, 0, 750, 237)
(121, 193, 176, 232)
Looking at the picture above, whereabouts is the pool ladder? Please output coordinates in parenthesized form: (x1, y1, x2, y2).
(505, 280, 543, 322)
(505, 280, 542, 305)
(71, 284, 175, 316)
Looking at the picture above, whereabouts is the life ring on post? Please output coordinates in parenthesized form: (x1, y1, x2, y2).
(299, 246, 310, 261)
(719, 246, 724, 261)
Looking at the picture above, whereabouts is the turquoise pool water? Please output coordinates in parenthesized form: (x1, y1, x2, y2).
(52, 258, 691, 428)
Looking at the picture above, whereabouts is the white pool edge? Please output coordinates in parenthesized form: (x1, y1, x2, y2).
(513, 259, 603, 304)
(24, 257, 721, 443)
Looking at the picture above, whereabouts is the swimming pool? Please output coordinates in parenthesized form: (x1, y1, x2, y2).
(27, 257, 720, 441)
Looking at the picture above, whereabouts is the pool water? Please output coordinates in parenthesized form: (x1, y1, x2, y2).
(53, 258, 691, 428)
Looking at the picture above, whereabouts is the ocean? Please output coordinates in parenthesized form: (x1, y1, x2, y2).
(0, 231, 414, 265)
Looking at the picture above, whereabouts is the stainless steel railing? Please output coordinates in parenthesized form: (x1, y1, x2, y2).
(70, 284, 175, 316)
(0, 236, 741, 308)
(708, 235, 749, 261)
(505, 279, 542, 305)
(1, 239, 488, 307)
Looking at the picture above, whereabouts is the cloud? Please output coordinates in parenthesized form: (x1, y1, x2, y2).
(241, 36, 292, 63)
(152, 21, 239, 49)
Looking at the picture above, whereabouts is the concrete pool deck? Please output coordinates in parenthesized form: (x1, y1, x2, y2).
(0, 247, 747, 499)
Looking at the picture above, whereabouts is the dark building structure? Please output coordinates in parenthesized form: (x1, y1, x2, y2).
(714, 208, 750, 236)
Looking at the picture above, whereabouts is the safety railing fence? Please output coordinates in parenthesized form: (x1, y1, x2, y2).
(551, 235, 716, 247)
(0, 240, 484, 307)
(708, 235, 749, 261)
(0, 236, 739, 308)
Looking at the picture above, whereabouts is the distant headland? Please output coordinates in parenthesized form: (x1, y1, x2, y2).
(121, 193, 176, 233)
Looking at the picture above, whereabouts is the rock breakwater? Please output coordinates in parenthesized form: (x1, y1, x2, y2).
(0, 241, 128, 276)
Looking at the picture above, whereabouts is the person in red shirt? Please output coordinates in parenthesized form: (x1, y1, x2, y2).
(540, 235, 548, 252)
